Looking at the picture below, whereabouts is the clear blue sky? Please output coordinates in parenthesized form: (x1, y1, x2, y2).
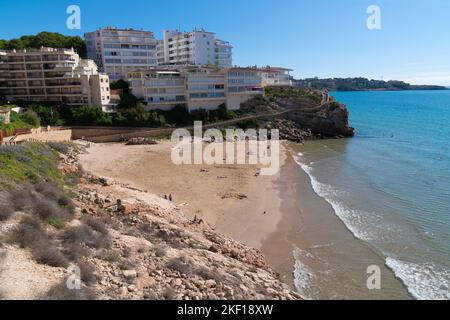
(1, 0, 449, 85)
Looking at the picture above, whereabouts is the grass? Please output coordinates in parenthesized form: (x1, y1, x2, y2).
(0, 143, 62, 188)
(47, 217, 66, 230)
(0, 120, 33, 136)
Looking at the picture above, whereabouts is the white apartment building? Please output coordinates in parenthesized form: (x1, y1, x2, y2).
(226, 67, 264, 110)
(185, 66, 227, 112)
(85, 27, 158, 81)
(158, 29, 233, 67)
(129, 69, 186, 111)
(0, 47, 110, 107)
(259, 67, 293, 87)
(129, 66, 264, 112)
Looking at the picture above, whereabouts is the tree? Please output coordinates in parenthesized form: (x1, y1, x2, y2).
(20, 110, 41, 127)
(117, 93, 142, 111)
(0, 32, 87, 58)
(110, 80, 130, 92)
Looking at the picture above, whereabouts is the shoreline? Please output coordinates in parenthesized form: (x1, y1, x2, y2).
(78, 139, 412, 299)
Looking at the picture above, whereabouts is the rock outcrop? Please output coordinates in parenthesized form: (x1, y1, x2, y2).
(284, 101, 355, 138)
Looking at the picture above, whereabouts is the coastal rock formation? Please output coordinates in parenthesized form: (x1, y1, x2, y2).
(72, 178, 301, 300)
(284, 101, 355, 138)
(241, 89, 355, 140)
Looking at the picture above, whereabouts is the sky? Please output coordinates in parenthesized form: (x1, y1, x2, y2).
(1, 0, 449, 85)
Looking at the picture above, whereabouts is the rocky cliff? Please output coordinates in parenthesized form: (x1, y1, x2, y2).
(241, 88, 355, 141)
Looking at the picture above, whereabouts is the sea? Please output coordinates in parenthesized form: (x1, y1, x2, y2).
(293, 90, 450, 300)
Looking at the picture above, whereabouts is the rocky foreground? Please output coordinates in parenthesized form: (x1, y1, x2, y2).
(0, 144, 301, 300)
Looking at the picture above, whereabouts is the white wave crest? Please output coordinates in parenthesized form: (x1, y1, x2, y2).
(386, 257, 450, 300)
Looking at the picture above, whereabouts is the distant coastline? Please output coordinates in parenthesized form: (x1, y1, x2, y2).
(293, 77, 449, 92)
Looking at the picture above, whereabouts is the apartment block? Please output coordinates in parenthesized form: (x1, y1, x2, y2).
(185, 66, 227, 112)
(259, 67, 293, 87)
(226, 67, 264, 110)
(158, 29, 233, 67)
(85, 27, 158, 80)
(129, 69, 186, 111)
(129, 66, 264, 112)
(0, 47, 110, 107)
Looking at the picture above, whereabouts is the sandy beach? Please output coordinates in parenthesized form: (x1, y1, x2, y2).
(79, 140, 287, 250)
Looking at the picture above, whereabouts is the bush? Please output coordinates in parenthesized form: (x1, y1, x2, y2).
(34, 181, 62, 202)
(9, 186, 36, 211)
(166, 257, 191, 275)
(20, 110, 41, 127)
(82, 216, 108, 235)
(96, 249, 121, 262)
(79, 262, 97, 284)
(195, 267, 222, 283)
(33, 197, 68, 221)
(62, 225, 110, 249)
(10, 216, 47, 248)
(42, 280, 96, 300)
(119, 259, 137, 271)
(154, 245, 167, 258)
(0, 205, 14, 221)
(32, 241, 69, 268)
(63, 243, 89, 261)
(47, 142, 70, 155)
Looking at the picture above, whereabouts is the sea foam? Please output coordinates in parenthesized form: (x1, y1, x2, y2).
(294, 152, 450, 300)
(386, 257, 450, 300)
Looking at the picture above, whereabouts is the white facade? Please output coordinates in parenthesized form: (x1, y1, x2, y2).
(259, 67, 293, 87)
(129, 69, 186, 111)
(0, 48, 110, 107)
(129, 66, 264, 112)
(226, 68, 264, 110)
(158, 29, 233, 67)
(85, 27, 158, 81)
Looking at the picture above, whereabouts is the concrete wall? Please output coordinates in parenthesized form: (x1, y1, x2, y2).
(14, 128, 72, 143)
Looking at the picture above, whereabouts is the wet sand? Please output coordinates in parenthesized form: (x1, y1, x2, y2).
(262, 143, 411, 299)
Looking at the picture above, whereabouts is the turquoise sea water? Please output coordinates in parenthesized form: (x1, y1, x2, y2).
(296, 90, 450, 299)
